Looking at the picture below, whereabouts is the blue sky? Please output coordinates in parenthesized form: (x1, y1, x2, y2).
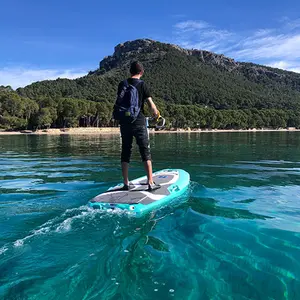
(1, 0, 300, 88)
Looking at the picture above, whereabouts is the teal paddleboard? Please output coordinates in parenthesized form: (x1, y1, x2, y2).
(88, 169, 190, 215)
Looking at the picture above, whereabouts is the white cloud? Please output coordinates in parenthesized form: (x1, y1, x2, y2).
(173, 20, 233, 52)
(288, 19, 300, 29)
(231, 34, 300, 60)
(268, 61, 300, 73)
(0, 67, 87, 89)
(174, 20, 209, 31)
(170, 18, 300, 74)
(281, 17, 300, 30)
(180, 40, 222, 51)
(253, 29, 275, 37)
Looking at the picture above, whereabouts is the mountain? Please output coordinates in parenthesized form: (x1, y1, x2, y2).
(18, 39, 300, 110)
(2, 39, 300, 130)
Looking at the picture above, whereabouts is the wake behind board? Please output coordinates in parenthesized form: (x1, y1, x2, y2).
(88, 169, 190, 215)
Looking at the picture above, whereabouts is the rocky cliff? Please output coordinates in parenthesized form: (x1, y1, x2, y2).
(96, 39, 298, 89)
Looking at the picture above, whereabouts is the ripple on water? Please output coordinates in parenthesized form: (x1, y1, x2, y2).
(1, 134, 300, 299)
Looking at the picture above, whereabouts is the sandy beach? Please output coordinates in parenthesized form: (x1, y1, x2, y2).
(0, 127, 299, 135)
(0, 127, 120, 135)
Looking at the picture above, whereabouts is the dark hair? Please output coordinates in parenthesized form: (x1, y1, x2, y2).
(130, 61, 144, 75)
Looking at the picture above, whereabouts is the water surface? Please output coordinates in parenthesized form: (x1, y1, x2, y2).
(0, 132, 300, 299)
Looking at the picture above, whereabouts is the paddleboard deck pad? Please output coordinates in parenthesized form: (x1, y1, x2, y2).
(88, 169, 190, 214)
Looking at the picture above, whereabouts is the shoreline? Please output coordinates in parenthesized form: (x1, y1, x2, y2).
(0, 127, 300, 135)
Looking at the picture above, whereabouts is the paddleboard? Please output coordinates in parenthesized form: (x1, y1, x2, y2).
(88, 169, 190, 215)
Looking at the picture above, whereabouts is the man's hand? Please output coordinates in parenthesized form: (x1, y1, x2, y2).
(152, 109, 160, 119)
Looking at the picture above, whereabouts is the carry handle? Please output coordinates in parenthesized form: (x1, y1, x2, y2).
(146, 113, 166, 130)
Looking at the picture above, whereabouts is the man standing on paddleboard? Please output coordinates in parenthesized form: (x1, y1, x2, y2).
(113, 61, 161, 191)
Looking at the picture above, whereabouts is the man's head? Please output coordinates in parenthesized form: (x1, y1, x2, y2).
(130, 61, 144, 77)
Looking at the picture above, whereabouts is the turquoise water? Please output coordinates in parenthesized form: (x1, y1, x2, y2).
(0, 132, 300, 300)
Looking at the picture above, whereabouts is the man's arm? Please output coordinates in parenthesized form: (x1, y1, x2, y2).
(146, 97, 159, 118)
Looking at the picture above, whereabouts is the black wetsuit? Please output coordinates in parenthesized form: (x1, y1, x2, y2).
(117, 78, 152, 163)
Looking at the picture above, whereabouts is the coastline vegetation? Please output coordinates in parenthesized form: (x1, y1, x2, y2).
(1, 88, 299, 131)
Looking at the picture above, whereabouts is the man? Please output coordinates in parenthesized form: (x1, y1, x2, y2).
(116, 61, 161, 191)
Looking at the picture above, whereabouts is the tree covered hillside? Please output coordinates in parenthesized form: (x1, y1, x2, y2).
(1, 39, 300, 130)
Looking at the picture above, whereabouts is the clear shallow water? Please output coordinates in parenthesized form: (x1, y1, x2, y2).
(0, 132, 300, 300)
